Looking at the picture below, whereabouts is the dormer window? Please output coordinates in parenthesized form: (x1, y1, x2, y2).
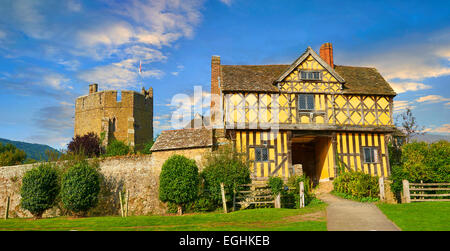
(300, 71, 322, 81)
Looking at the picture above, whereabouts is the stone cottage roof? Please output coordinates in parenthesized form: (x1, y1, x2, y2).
(220, 64, 396, 96)
(151, 128, 213, 152)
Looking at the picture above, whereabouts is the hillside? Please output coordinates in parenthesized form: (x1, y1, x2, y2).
(411, 133, 450, 143)
(0, 138, 60, 161)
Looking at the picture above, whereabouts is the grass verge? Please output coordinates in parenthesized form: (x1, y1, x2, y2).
(0, 200, 327, 231)
(377, 201, 450, 231)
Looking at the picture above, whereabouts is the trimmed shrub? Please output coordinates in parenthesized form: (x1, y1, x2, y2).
(333, 171, 379, 199)
(0, 143, 26, 166)
(61, 161, 101, 216)
(268, 176, 284, 196)
(20, 163, 60, 218)
(105, 140, 130, 157)
(67, 132, 101, 157)
(200, 146, 251, 208)
(159, 155, 199, 215)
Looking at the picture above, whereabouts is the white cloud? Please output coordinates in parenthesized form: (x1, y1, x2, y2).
(344, 29, 450, 81)
(389, 82, 431, 94)
(78, 60, 164, 90)
(67, 0, 82, 12)
(220, 0, 233, 6)
(42, 74, 70, 90)
(394, 100, 415, 112)
(416, 95, 450, 104)
(424, 124, 450, 134)
(77, 22, 134, 48)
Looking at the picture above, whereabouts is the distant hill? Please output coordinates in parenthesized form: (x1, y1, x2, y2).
(0, 138, 60, 161)
(410, 133, 450, 143)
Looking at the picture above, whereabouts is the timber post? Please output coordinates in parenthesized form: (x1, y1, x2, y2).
(275, 193, 281, 208)
(119, 191, 124, 217)
(379, 177, 385, 201)
(402, 180, 411, 203)
(220, 182, 228, 213)
(4, 196, 10, 219)
(125, 190, 129, 217)
(299, 181, 305, 208)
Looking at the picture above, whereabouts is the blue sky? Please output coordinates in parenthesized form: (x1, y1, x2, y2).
(0, 0, 449, 149)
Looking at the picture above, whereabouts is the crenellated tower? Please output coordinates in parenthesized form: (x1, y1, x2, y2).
(74, 84, 153, 150)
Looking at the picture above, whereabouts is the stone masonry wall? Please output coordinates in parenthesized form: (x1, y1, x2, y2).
(0, 148, 211, 218)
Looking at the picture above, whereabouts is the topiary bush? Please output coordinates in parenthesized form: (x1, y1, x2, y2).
(61, 160, 101, 216)
(67, 132, 101, 157)
(200, 146, 251, 208)
(20, 163, 59, 219)
(268, 176, 284, 196)
(333, 171, 379, 200)
(105, 140, 130, 157)
(159, 155, 199, 215)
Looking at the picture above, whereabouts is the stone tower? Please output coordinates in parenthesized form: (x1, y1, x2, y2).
(74, 84, 153, 150)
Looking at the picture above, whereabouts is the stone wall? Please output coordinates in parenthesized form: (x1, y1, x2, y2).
(0, 147, 211, 218)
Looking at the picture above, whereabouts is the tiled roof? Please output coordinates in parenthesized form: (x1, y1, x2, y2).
(221, 65, 287, 92)
(220, 64, 396, 96)
(150, 128, 213, 151)
(334, 65, 396, 96)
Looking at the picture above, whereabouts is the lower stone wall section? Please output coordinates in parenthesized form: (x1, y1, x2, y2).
(0, 148, 211, 218)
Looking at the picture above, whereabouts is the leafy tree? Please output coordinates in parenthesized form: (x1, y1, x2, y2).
(396, 108, 424, 144)
(389, 141, 450, 200)
(20, 164, 59, 219)
(0, 142, 26, 166)
(67, 132, 101, 157)
(61, 161, 101, 216)
(200, 146, 251, 206)
(159, 155, 199, 215)
(105, 140, 130, 157)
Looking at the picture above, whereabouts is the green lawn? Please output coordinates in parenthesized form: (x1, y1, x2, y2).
(0, 202, 327, 231)
(377, 202, 450, 231)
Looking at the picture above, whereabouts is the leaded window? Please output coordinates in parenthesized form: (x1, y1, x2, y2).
(298, 94, 315, 111)
(255, 147, 269, 162)
(300, 71, 321, 80)
(363, 147, 378, 163)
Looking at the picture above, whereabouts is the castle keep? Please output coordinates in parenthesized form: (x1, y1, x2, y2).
(75, 84, 153, 149)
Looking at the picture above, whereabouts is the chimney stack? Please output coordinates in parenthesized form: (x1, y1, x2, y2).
(89, 83, 98, 94)
(210, 55, 221, 124)
(319, 43, 334, 68)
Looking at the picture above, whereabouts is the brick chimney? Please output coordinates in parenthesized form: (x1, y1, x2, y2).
(89, 83, 98, 94)
(210, 56, 221, 124)
(319, 43, 334, 68)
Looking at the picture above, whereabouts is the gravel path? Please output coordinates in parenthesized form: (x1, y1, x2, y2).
(318, 193, 400, 231)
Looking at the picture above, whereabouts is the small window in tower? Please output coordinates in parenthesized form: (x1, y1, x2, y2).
(111, 118, 116, 132)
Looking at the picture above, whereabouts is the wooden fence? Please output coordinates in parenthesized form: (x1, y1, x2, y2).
(402, 180, 450, 203)
(223, 181, 305, 213)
